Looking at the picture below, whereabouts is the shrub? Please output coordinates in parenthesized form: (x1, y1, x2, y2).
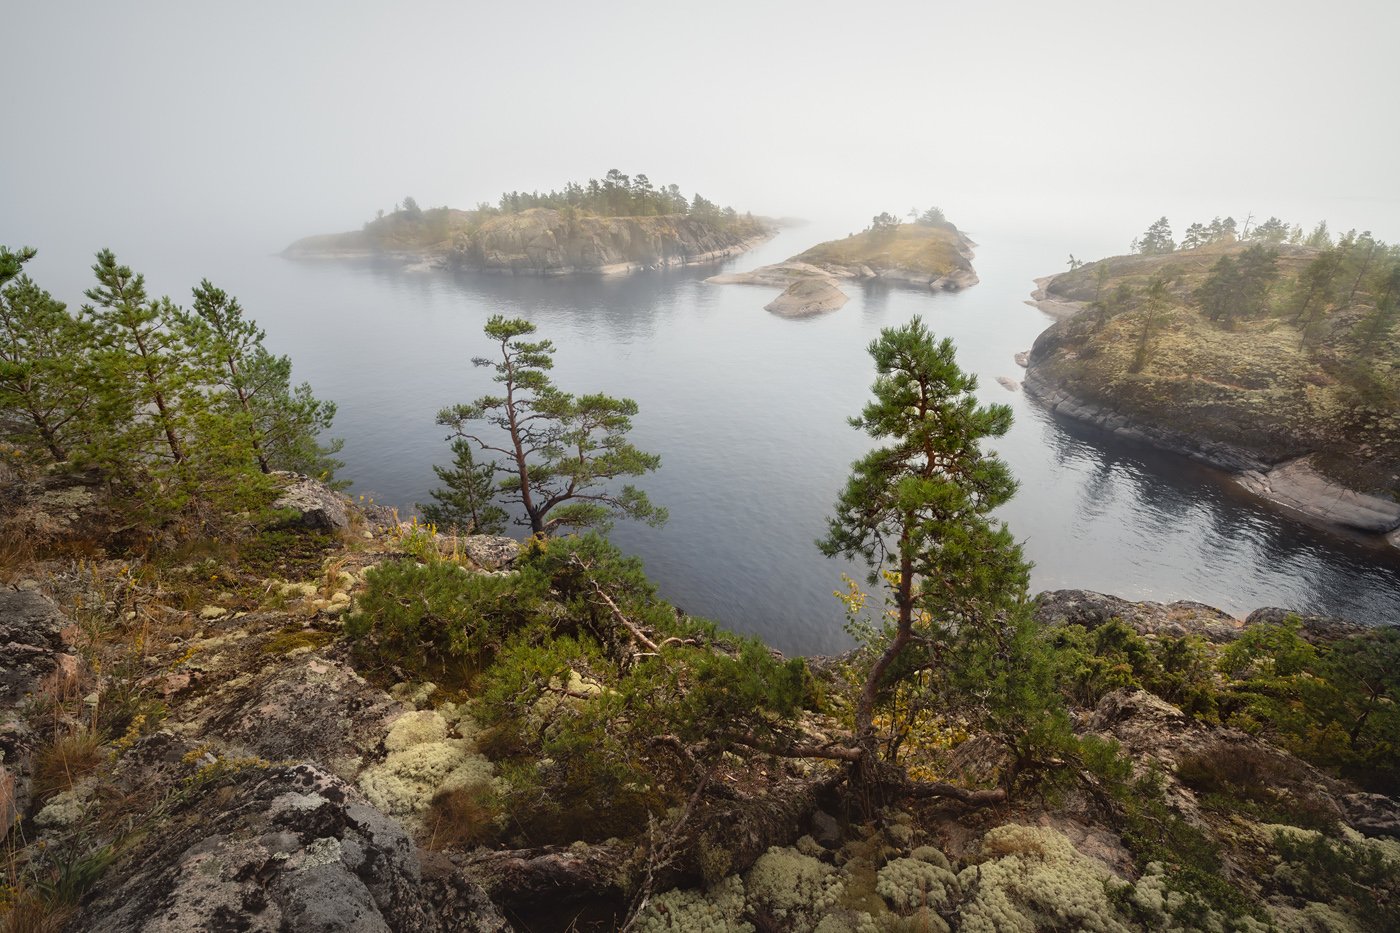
(347, 558, 544, 677)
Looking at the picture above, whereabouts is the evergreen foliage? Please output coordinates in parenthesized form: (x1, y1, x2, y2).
(1131, 216, 1176, 255)
(436, 315, 666, 535)
(418, 437, 508, 534)
(0, 256, 99, 462)
(820, 316, 1042, 792)
(483, 168, 751, 229)
(183, 281, 343, 481)
(0, 246, 341, 526)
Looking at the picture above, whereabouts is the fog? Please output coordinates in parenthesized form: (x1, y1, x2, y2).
(4, 0, 1400, 283)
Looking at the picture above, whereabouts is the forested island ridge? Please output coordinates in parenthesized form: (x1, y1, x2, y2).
(1023, 216, 1400, 550)
(283, 170, 774, 276)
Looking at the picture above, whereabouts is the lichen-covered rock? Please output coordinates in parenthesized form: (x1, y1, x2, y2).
(77, 763, 504, 932)
(1242, 607, 1369, 642)
(956, 824, 1132, 933)
(1034, 589, 1243, 643)
(181, 650, 402, 780)
(272, 471, 351, 532)
(1339, 792, 1400, 840)
(462, 535, 520, 570)
(0, 586, 73, 826)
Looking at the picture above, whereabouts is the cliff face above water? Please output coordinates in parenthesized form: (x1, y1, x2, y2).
(1022, 242, 1400, 546)
(284, 208, 772, 276)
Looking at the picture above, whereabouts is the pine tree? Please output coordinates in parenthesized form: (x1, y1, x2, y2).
(82, 250, 199, 497)
(1134, 217, 1176, 254)
(819, 316, 1028, 803)
(0, 253, 99, 463)
(418, 437, 508, 534)
(438, 315, 666, 536)
(181, 280, 342, 482)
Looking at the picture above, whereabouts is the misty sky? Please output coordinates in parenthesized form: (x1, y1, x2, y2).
(4, 0, 1400, 263)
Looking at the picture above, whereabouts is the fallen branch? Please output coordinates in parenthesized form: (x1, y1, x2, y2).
(905, 781, 1007, 805)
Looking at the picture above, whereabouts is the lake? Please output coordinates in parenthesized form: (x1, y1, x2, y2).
(26, 222, 1400, 655)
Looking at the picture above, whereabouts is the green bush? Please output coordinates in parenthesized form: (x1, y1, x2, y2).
(346, 558, 545, 676)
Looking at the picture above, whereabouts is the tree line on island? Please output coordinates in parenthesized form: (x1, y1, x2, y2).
(1065, 216, 1400, 372)
(375, 168, 757, 230)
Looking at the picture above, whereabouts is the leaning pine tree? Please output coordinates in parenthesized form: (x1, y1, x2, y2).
(182, 280, 343, 483)
(434, 315, 666, 535)
(819, 315, 1034, 810)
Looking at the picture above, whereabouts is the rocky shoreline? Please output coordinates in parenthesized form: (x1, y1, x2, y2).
(1023, 276, 1400, 551)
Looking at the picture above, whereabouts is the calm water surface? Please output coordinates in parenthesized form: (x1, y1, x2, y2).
(29, 223, 1400, 654)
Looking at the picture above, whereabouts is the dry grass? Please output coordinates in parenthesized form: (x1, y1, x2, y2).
(423, 783, 499, 850)
(31, 729, 103, 804)
(0, 897, 74, 933)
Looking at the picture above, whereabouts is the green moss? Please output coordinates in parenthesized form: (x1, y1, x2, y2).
(261, 626, 335, 655)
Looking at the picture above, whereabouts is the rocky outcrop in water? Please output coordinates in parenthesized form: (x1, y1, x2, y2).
(457, 209, 770, 276)
(764, 277, 850, 317)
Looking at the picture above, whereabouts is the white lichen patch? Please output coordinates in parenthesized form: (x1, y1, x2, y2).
(745, 846, 843, 927)
(34, 786, 92, 828)
(356, 710, 493, 819)
(876, 856, 959, 912)
(633, 875, 754, 933)
(383, 710, 448, 752)
(957, 824, 1132, 933)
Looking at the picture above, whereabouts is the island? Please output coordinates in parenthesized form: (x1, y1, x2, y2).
(283, 171, 774, 276)
(1023, 217, 1400, 548)
(709, 208, 978, 315)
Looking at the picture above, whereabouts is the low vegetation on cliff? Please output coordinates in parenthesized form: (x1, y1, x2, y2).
(794, 209, 974, 283)
(1031, 218, 1400, 498)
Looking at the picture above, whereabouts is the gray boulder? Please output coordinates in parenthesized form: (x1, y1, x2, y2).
(1034, 589, 1243, 643)
(462, 535, 520, 571)
(1242, 607, 1369, 642)
(272, 472, 351, 533)
(764, 277, 849, 317)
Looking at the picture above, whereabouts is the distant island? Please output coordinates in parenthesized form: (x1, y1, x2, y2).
(709, 208, 977, 316)
(283, 170, 774, 276)
(1024, 216, 1400, 548)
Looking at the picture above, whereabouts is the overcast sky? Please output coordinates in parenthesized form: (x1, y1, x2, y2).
(4, 0, 1399, 263)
